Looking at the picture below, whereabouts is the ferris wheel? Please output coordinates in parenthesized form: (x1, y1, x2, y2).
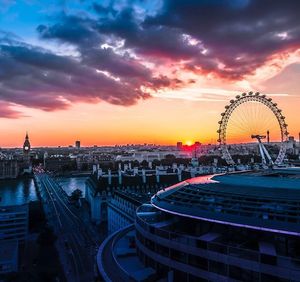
(217, 91, 289, 166)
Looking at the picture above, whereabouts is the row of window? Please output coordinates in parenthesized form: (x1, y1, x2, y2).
(136, 230, 291, 281)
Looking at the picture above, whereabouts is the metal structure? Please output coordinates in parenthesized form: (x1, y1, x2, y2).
(251, 135, 273, 166)
(217, 92, 289, 165)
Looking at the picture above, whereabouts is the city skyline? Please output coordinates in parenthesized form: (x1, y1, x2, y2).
(1, 0, 300, 147)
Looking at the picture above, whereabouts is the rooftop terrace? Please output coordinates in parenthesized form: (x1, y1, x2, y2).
(151, 169, 300, 236)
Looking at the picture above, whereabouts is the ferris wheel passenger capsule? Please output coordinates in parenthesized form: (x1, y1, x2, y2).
(249, 91, 253, 95)
(230, 99, 234, 103)
(242, 93, 246, 96)
(255, 92, 259, 96)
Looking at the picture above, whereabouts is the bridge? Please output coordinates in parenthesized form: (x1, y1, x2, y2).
(34, 172, 99, 282)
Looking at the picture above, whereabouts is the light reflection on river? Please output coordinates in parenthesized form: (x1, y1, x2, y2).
(56, 177, 87, 197)
(0, 178, 38, 206)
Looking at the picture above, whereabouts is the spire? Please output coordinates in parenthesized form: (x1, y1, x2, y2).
(25, 131, 29, 140)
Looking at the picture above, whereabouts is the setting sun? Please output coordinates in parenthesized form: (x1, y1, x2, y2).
(185, 140, 193, 146)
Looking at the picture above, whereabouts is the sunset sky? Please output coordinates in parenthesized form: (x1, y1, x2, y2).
(0, 0, 300, 147)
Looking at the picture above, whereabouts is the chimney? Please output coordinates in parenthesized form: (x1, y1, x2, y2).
(118, 169, 122, 185)
(156, 167, 160, 183)
(108, 169, 112, 185)
(97, 168, 103, 179)
(177, 168, 182, 182)
(172, 163, 177, 172)
(267, 130, 270, 143)
(142, 169, 146, 183)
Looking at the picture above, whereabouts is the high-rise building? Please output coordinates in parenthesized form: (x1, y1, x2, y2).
(177, 142, 183, 150)
(75, 140, 81, 149)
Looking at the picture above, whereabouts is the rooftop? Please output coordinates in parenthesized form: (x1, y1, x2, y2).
(151, 169, 300, 236)
(97, 225, 156, 282)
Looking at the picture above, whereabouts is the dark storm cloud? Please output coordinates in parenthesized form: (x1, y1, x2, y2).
(142, 0, 300, 78)
(1, 0, 300, 117)
(0, 38, 151, 112)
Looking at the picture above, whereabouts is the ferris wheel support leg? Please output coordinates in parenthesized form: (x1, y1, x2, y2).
(258, 142, 267, 165)
(261, 143, 274, 165)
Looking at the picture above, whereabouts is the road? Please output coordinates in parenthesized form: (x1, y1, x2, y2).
(35, 172, 99, 282)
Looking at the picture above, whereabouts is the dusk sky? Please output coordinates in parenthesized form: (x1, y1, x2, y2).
(0, 0, 300, 147)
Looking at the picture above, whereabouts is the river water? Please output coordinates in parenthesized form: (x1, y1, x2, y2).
(0, 176, 88, 206)
(0, 178, 38, 206)
(56, 176, 87, 197)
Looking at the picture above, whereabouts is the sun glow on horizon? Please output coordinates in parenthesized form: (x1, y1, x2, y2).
(185, 140, 194, 146)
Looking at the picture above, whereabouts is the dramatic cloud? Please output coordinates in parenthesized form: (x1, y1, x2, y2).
(1, 0, 300, 117)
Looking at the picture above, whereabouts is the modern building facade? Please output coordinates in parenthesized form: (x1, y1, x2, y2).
(98, 169, 300, 281)
(0, 204, 29, 242)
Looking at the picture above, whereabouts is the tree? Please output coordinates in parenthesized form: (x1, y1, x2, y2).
(70, 189, 83, 201)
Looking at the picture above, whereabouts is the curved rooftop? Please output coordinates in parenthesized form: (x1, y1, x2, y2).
(151, 169, 300, 236)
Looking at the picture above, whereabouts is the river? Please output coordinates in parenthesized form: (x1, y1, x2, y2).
(0, 176, 88, 206)
(0, 177, 38, 206)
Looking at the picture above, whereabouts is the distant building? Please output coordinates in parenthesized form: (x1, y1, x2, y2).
(85, 163, 215, 225)
(75, 140, 81, 149)
(177, 142, 183, 150)
(85, 165, 191, 224)
(0, 160, 19, 179)
(45, 156, 76, 171)
(194, 141, 201, 148)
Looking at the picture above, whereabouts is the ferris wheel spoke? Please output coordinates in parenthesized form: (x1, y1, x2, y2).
(218, 93, 287, 165)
